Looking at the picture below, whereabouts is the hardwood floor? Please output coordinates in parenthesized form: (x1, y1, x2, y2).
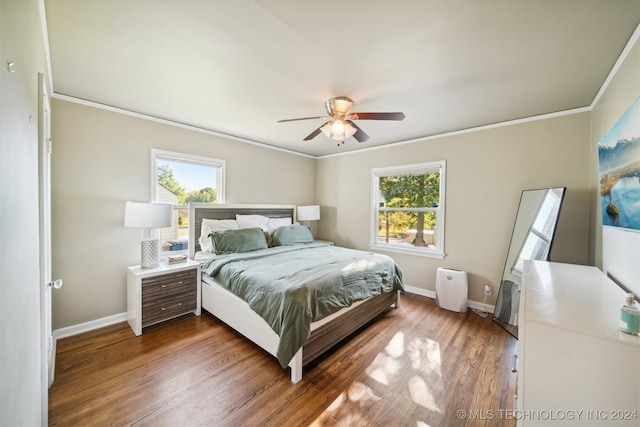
(49, 293, 517, 426)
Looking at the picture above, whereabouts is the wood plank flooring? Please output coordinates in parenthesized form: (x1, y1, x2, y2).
(49, 293, 518, 426)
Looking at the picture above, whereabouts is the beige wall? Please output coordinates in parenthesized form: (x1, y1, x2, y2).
(317, 112, 592, 304)
(0, 0, 49, 424)
(51, 99, 317, 329)
(590, 31, 640, 295)
(49, 26, 639, 331)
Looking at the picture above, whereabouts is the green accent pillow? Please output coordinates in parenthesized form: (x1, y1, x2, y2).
(210, 227, 268, 255)
(271, 225, 314, 246)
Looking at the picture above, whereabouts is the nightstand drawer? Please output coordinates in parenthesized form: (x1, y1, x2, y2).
(142, 269, 197, 300)
(141, 269, 197, 326)
(142, 291, 197, 326)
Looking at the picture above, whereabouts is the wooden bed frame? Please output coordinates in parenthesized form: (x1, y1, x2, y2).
(188, 203, 399, 383)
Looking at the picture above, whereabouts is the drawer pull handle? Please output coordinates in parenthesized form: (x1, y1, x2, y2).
(160, 280, 185, 289)
(511, 354, 518, 373)
(161, 302, 184, 312)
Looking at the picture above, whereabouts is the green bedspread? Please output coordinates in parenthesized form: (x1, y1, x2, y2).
(201, 243, 404, 367)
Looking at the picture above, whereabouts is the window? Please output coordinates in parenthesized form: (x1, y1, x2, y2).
(151, 149, 225, 254)
(371, 161, 446, 258)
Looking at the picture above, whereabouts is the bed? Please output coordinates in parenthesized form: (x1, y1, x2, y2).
(188, 203, 404, 383)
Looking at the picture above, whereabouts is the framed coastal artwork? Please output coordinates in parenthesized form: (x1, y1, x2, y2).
(597, 96, 640, 232)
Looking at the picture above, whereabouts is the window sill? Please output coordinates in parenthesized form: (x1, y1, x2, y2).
(369, 243, 445, 259)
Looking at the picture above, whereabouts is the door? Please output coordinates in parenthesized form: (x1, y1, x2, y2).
(38, 74, 60, 416)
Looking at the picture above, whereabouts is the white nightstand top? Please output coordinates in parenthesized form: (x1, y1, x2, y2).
(314, 239, 334, 246)
(128, 258, 200, 277)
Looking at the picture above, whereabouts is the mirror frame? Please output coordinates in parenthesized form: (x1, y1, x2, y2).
(493, 187, 566, 338)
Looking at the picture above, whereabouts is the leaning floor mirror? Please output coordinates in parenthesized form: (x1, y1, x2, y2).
(493, 187, 566, 338)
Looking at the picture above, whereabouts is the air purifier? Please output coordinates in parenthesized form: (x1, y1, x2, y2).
(435, 267, 468, 312)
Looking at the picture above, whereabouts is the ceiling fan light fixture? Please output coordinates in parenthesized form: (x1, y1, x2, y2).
(344, 122, 357, 138)
(330, 119, 348, 140)
(320, 122, 333, 138)
(321, 120, 355, 141)
(331, 119, 345, 135)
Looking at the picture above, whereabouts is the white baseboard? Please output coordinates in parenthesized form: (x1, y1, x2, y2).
(52, 287, 494, 341)
(403, 285, 495, 314)
(53, 312, 127, 340)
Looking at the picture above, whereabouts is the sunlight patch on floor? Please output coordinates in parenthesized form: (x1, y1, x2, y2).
(347, 382, 381, 405)
(309, 383, 381, 427)
(385, 329, 405, 358)
(366, 352, 401, 385)
(409, 375, 439, 412)
(310, 331, 444, 425)
(408, 335, 443, 413)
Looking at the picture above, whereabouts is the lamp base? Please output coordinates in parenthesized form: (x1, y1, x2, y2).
(141, 239, 160, 269)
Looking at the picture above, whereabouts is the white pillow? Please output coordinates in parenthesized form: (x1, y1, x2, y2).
(267, 217, 292, 230)
(236, 214, 270, 231)
(199, 219, 238, 253)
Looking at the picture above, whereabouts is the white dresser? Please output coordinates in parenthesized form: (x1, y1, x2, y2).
(516, 261, 640, 426)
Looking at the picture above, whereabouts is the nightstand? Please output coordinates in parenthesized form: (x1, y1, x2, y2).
(314, 239, 334, 246)
(127, 259, 201, 336)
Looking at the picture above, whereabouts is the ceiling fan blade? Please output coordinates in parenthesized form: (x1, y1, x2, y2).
(277, 116, 330, 123)
(303, 125, 324, 141)
(348, 112, 405, 121)
(346, 120, 370, 142)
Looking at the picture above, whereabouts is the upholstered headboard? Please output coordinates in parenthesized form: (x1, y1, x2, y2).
(188, 203, 296, 258)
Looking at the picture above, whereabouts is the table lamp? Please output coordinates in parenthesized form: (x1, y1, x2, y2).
(297, 205, 320, 237)
(124, 201, 172, 268)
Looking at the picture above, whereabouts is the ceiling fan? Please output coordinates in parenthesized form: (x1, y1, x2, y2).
(278, 96, 405, 145)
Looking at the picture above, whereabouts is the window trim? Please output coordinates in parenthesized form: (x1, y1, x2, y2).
(370, 161, 446, 258)
(150, 149, 226, 203)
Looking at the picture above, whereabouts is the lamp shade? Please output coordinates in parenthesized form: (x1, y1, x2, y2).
(297, 205, 320, 222)
(320, 120, 357, 141)
(124, 201, 172, 228)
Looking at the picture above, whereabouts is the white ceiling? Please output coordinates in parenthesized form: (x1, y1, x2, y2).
(44, 0, 640, 157)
